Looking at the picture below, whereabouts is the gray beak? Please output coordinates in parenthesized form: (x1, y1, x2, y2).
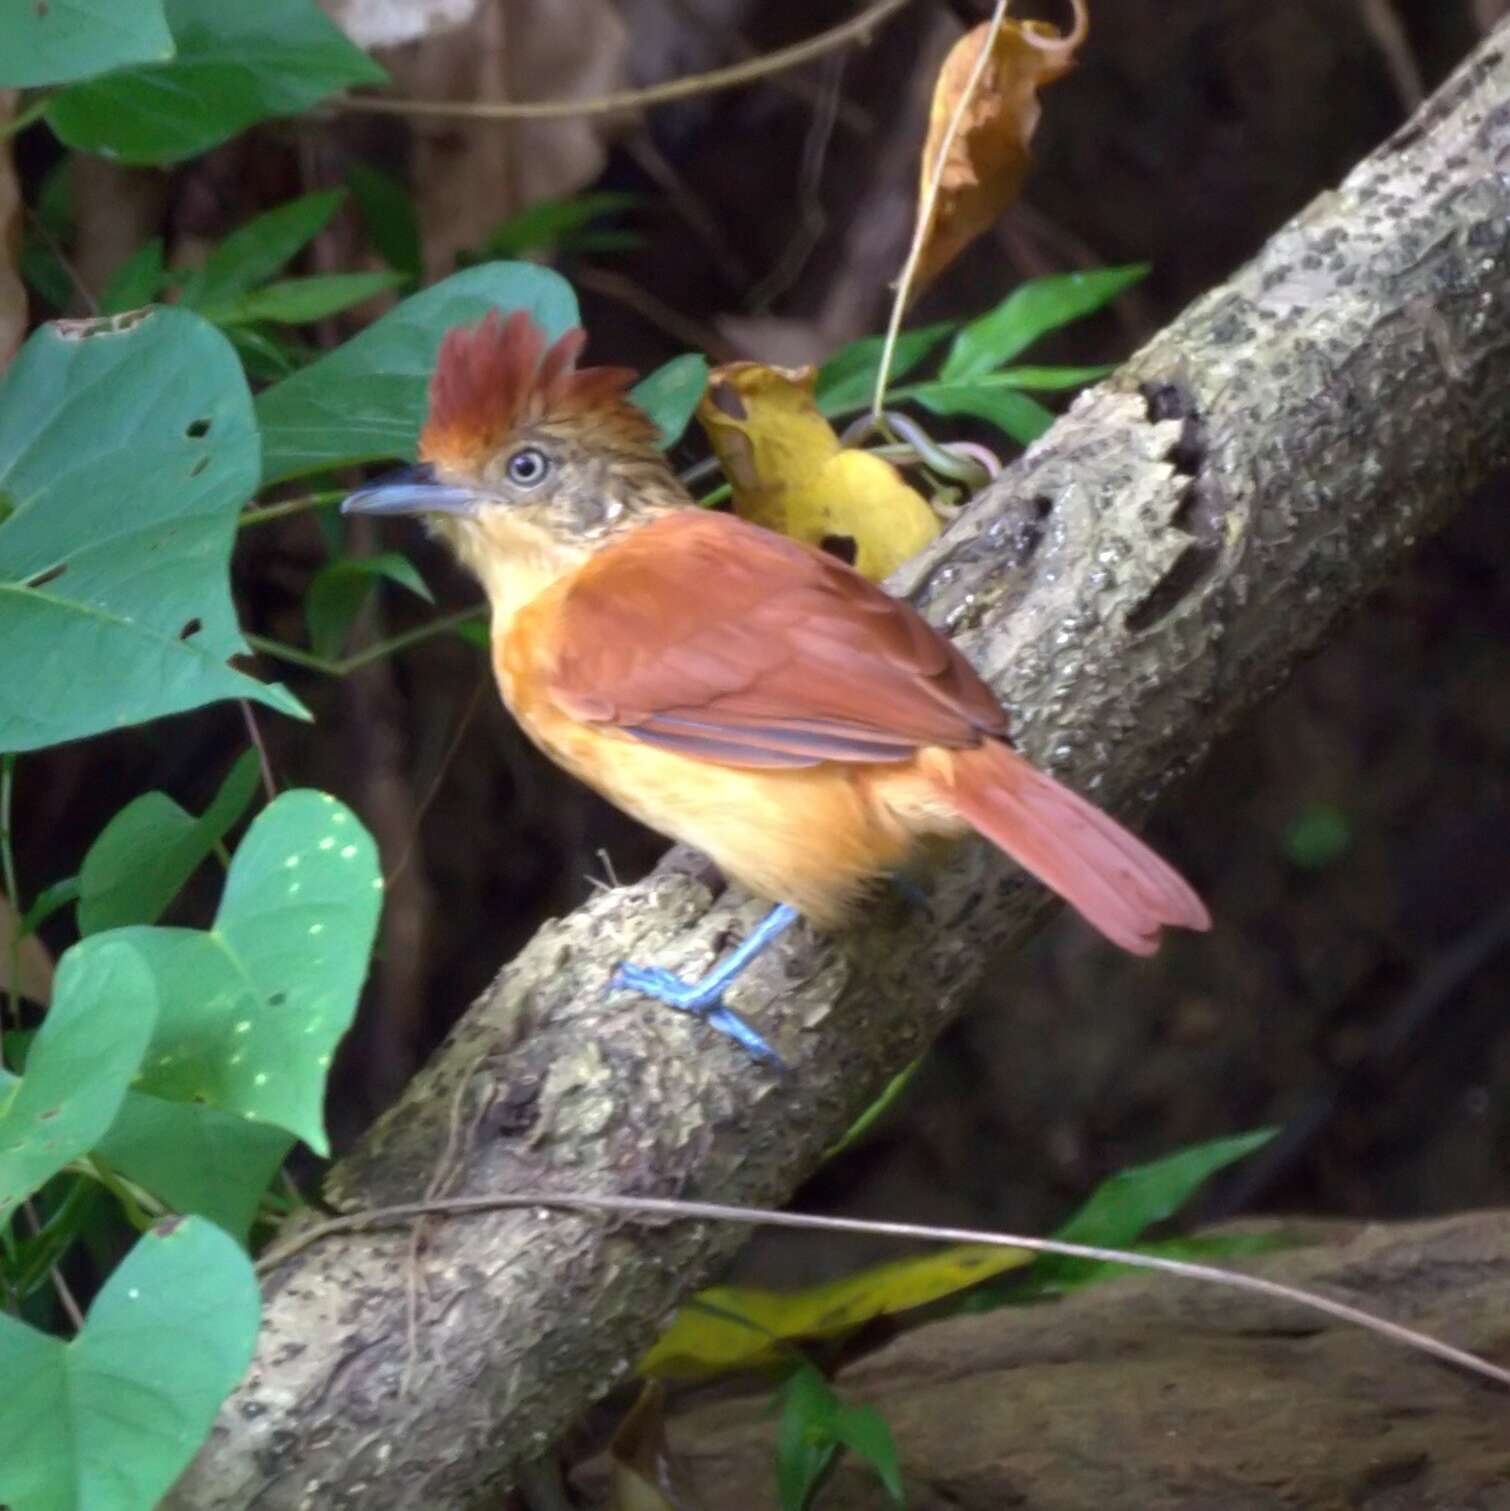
(341, 463, 479, 518)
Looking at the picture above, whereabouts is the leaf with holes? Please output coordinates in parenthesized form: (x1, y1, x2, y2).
(0, 307, 306, 752)
(630, 353, 707, 449)
(304, 551, 432, 660)
(44, 0, 385, 166)
(255, 261, 579, 485)
(77, 750, 262, 935)
(94, 1094, 292, 1242)
(0, 1217, 260, 1511)
(0, 937, 157, 1226)
(696, 361, 939, 583)
(0, 0, 174, 89)
(114, 790, 382, 1155)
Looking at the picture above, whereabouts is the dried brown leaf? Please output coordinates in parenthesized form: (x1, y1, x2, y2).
(912, 0, 1087, 295)
(0, 891, 54, 1007)
(0, 91, 27, 373)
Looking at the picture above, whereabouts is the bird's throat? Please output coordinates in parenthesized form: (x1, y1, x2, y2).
(440, 511, 593, 640)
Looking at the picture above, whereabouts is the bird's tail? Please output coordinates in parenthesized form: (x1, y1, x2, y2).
(937, 740, 1211, 955)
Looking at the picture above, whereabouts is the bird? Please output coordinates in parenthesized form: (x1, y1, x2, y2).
(342, 309, 1210, 1065)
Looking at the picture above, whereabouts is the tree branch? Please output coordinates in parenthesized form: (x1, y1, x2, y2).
(169, 25, 1510, 1508)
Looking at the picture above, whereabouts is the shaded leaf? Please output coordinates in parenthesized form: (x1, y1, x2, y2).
(46, 0, 386, 166)
(775, 1364, 901, 1511)
(0, 1217, 260, 1511)
(831, 1403, 904, 1506)
(0, 890, 53, 1006)
(178, 188, 346, 310)
(970, 1128, 1279, 1308)
(941, 266, 1149, 380)
(255, 261, 578, 484)
(480, 191, 642, 259)
(825, 1058, 922, 1160)
(909, 380, 1055, 446)
(814, 322, 954, 415)
(117, 790, 382, 1155)
(347, 162, 422, 283)
(99, 237, 165, 314)
(202, 270, 402, 327)
(0, 0, 174, 89)
(0, 93, 26, 372)
(305, 551, 432, 660)
(0, 936, 156, 1225)
(912, 1, 1087, 294)
(1284, 803, 1353, 869)
(697, 361, 939, 583)
(0, 307, 306, 751)
(77, 749, 261, 934)
(1056, 1129, 1277, 1251)
(775, 1364, 839, 1511)
(640, 1241, 1030, 1380)
(94, 1093, 292, 1242)
(631, 353, 707, 449)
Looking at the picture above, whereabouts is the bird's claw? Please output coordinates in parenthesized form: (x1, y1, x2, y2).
(610, 961, 785, 1068)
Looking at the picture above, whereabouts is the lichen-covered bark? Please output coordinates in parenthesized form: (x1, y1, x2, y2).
(167, 27, 1510, 1509)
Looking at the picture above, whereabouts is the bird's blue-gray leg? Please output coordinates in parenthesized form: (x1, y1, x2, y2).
(611, 902, 799, 1066)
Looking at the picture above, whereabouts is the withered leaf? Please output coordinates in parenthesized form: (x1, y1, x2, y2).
(912, 0, 1088, 296)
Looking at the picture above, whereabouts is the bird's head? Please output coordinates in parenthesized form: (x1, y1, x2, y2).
(342, 310, 678, 574)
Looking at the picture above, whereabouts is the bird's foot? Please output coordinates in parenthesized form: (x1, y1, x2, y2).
(610, 961, 783, 1065)
(609, 902, 799, 1067)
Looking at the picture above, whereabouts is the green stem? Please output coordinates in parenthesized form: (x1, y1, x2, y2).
(238, 490, 347, 530)
(246, 604, 486, 677)
(81, 1157, 166, 1232)
(0, 95, 51, 140)
(1, 755, 21, 1033)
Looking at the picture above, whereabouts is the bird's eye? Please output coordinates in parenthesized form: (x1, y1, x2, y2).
(506, 446, 551, 488)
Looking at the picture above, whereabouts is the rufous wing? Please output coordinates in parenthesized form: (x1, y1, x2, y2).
(540, 509, 1007, 767)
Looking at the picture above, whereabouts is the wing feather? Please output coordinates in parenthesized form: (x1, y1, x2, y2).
(542, 511, 1006, 768)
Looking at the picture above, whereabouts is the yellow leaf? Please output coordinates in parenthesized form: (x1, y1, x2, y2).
(697, 362, 940, 582)
(912, 0, 1088, 296)
(639, 1242, 1032, 1381)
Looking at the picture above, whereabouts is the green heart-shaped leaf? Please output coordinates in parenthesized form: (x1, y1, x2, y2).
(0, 938, 157, 1225)
(117, 790, 381, 1154)
(0, 1216, 260, 1511)
(0, 307, 306, 752)
(95, 1094, 292, 1242)
(78, 750, 261, 935)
